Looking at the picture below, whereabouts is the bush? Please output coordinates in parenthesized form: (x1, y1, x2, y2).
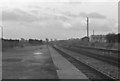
(105, 33, 118, 43)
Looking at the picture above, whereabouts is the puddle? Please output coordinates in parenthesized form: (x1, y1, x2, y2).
(2, 58, 22, 62)
(34, 52, 43, 55)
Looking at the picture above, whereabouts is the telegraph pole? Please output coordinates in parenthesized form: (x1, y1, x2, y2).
(0, 26, 3, 39)
(93, 30, 94, 35)
(87, 17, 89, 38)
(2, 27, 3, 39)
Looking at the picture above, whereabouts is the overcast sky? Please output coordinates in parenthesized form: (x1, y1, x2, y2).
(0, 0, 119, 40)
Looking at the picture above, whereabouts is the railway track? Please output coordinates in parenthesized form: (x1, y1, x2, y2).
(52, 45, 118, 81)
(73, 45, 119, 59)
(73, 45, 119, 54)
(59, 45, 118, 67)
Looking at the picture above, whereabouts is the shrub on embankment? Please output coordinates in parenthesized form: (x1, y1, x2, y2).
(28, 39, 43, 45)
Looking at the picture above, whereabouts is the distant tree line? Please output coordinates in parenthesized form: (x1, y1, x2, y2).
(2, 39, 19, 50)
(2, 38, 44, 50)
(105, 33, 120, 43)
(29, 39, 43, 45)
(2, 39, 19, 42)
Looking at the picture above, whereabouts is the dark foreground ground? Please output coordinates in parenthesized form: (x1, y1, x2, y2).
(2, 45, 58, 79)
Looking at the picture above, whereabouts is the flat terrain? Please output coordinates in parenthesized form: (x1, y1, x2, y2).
(0, 41, 2, 80)
(2, 45, 58, 79)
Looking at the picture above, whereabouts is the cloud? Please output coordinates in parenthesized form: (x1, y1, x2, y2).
(54, 13, 70, 21)
(3, 7, 73, 23)
(64, 19, 116, 33)
(66, 0, 81, 5)
(2, 9, 39, 22)
(80, 12, 106, 19)
(60, 21, 72, 29)
(61, 11, 106, 20)
(62, 11, 78, 18)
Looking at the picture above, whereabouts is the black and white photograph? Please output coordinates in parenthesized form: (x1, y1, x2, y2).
(0, 0, 119, 80)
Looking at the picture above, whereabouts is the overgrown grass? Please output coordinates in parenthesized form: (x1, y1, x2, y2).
(57, 40, 119, 50)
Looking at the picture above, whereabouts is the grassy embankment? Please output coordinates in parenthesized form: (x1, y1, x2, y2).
(56, 39, 119, 50)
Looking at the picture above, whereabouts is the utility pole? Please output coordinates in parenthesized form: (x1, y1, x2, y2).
(2, 26, 3, 39)
(93, 30, 94, 35)
(87, 17, 89, 38)
(0, 26, 3, 39)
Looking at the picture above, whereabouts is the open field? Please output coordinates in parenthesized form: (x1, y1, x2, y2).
(2, 45, 58, 79)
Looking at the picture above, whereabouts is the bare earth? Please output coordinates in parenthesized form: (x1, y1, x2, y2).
(2, 45, 58, 79)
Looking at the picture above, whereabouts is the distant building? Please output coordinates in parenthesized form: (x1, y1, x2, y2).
(90, 35, 106, 43)
(81, 36, 89, 42)
(20, 38, 26, 42)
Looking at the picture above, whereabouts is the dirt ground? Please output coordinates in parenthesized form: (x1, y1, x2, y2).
(2, 45, 58, 79)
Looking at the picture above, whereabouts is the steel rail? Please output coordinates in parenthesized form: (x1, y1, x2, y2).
(52, 45, 118, 81)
